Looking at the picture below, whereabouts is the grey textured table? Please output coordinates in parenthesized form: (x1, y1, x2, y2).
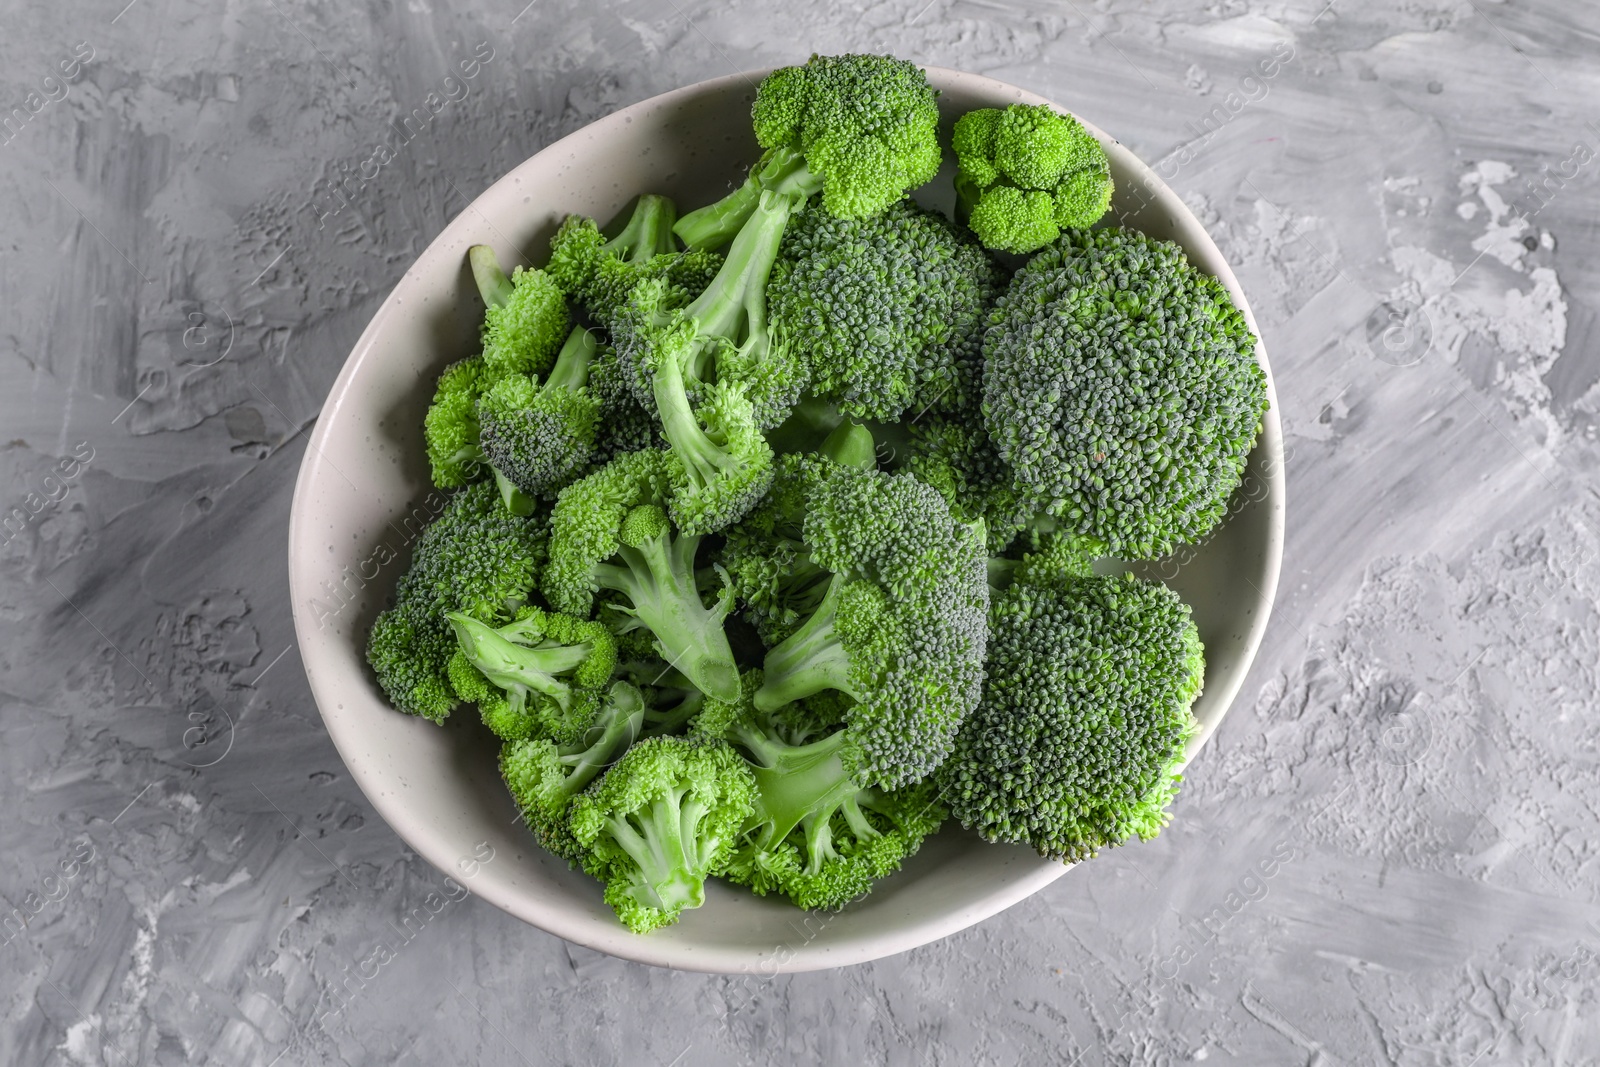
(3, 1, 1596, 1064)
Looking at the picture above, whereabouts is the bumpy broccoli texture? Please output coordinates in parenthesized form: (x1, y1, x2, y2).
(767, 199, 1004, 421)
(939, 566, 1203, 862)
(569, 736, 756, 932)
(952, 103, 1113, 254)
(476, 326, 602, 498)
(983, 227, 1268, 558)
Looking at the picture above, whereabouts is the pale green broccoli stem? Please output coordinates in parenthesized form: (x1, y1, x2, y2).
(732, 726, 858, 847)
(606, 788, 713, 911)
(552, 686, 647, 800)
(469, 244, 515, 307)
(652, 346, 748, 493)
(819, 421, 877, 470)
(675, 193, 794, 377)
(545, 327, 596, 392)
(674, 144, 819, 250)
(592, 528, 740, 703)
(447, 613, 589, 712)
(606, 194, 679, 260)
(755, 574, 860, 712)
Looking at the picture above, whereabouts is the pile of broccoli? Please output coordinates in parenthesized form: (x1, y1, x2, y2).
(366, 53, 1270, 934)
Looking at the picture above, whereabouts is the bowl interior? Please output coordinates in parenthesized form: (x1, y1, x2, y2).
(288, 68, 1284, 973)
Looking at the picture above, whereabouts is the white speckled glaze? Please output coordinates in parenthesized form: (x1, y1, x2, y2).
(287, 67, 1283, 973)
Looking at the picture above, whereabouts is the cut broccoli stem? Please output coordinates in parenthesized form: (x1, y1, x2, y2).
(606, 194, 679, 260)
(469, 244, 514, 308)
(591, 518, 740, 703)
(674, 193, 795, 371)
(490, 467, 536, 516)
(819, 421, 877, 470)
(755, 574, 859, 712)
(733, 727, 858, 846)
(545, 327, 596, 393)
(604, 789, 713, 912)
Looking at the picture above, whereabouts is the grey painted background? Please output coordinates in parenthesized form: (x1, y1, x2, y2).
(2, 0, 1596, 1063)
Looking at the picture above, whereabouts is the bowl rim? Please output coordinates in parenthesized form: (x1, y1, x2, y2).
(288, 64, 1284, 973)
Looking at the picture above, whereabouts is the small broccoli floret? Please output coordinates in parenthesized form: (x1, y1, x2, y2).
(423, 357, 489, 489)
(445, 605, 617, 742)
(544, 451, 741, 703)
(952, 104, 1112, 254)
(587, 344, 661, 465)
(982, 227, 1269, 558)
(547, 196, 723, 331)
(694, 671, 946, 910)
(767, 199, 1004, 421)
(476, 326, 602, 498)
(744, 455, 990, 788)
(675, 53, 943, 248)
(938, 571, 1204, 862)
(500, 679, 660, 859)
(568, 736, 756, 932)
(367, 597, 458, 723)
(405, 480, 546, 624)
(469, 245, 570, 379)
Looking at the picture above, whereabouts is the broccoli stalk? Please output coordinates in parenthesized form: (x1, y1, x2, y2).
(753, 574, 870, 712)
(568, 736, 756, 932)
(445, 605, 616, 741)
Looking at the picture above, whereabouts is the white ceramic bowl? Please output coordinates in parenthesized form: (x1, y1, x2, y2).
(288, 67, 1284, 973)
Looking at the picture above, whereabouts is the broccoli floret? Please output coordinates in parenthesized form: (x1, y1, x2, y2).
(423, 357, 489, 490)
(675, 53, 943, 248)
(952, 104, 1113, 254)
(543, 451, 741, 703)
(548, 196, 723, 331)
(445, 605, 617, 741)
(742, 453, 990, 788)
(469, 245, 570, 379)
(695, 671, 946, 910)
(982, 227, 1268, 558)
(476, 326, 602, 498)
(366, 596, 459, 723)
(500, 679, 697, 860)
(767, 199, 1005, 421)
(937, 571, 1203, 862)
(365, 481, 546, 722)
(586, 344, 662, 465)
(568, 736, 756, 932)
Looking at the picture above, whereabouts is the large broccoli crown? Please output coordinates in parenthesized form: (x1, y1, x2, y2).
(767, 199, 1005, 421)
(982, 227, 1268, 558)
(423, 356, 488, 489)
(751, 53, 941, 219)
(569, 736, 757, 933)
(938, 572, 1204, 862)
(754, 459, 991, 788)
(406, 480, 546, 624)
(953, 104, 1113, 254)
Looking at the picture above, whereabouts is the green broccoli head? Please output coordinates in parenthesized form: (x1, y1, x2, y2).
(750, 459, 991, 788)
(694, 670, 947, 911)
(423, 356, 488, 489)
(982, 227, 1268, 558)
(568, 736, 756, 933)
(953, 104, 1112, 253)
(751, 53, 942, 220)
(406, 480, 546, 624)
(475, 327, 602, 499)
(547, 197, 723, 331)
(366, 598, 459, 723)
(938, 572, 1204, 862)
(767, 199, 1005, 421)
(544, 452, 741, 703)
(469, 245, 570, 378)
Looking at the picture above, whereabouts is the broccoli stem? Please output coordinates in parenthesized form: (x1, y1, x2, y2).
(732, 726, 859, 846)
(677, 193, 794, 362)
(447, 613, 587, 711)
(593, 528, 741, 703)
(605, 194, 679, 261)
(819, 421, 877, 470)
(469, 244, 514, 308)
(490, 467, 537, 516)
(674, 145, 819, 250)
(754, 574, 859, 712)
(544, 327, 597, 392)
(652, 340, 745, 491)
(554, 690, 647, 800)
(605, 789, 711, 911)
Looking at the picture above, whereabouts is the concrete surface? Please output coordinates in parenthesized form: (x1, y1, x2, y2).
(2, 0, 1597, 1063)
